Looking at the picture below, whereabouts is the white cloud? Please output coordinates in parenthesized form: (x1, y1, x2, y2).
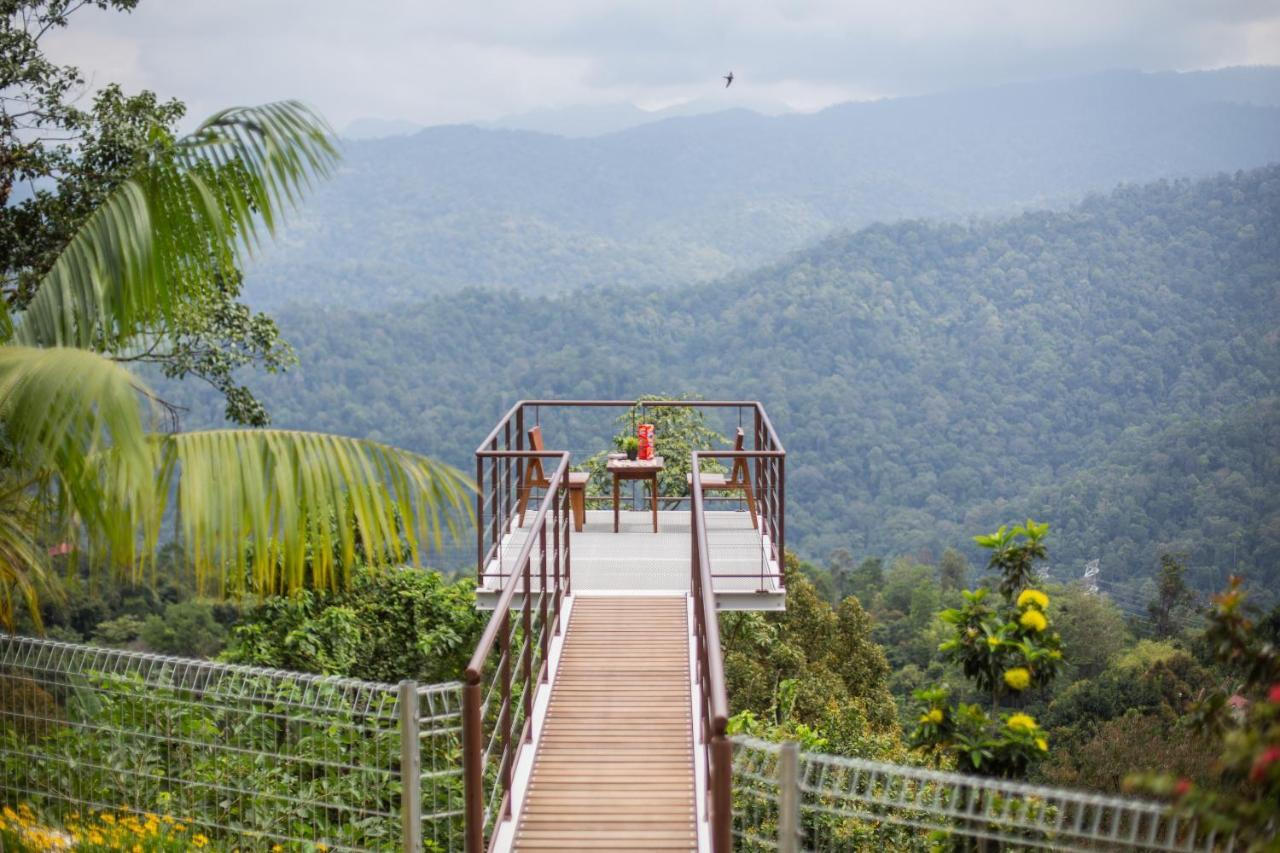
(40, 0, 1280, 129)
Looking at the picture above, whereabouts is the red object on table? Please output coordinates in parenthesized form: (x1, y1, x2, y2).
(637, 423, 654, 461)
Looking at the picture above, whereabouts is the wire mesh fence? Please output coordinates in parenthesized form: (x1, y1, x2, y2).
(732, 737, 1228, 853)
(0, 634, 464, 852)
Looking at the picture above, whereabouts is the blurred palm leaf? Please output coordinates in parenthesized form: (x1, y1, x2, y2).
(0, 102, 473, 621)
(0, 480, 49, 631)
(14, 102, 339, 351)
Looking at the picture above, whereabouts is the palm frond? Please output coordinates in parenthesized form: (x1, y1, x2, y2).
(156, 430, 472, 596)
(0, 481, 50, 631)
(0, 346, 162, 563)
(14, 101, 338, 350)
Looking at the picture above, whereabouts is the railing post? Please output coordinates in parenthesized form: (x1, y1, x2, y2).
(476, 454, 484, 583)
(462, 679, 483, 853)
(777, 454, 786, 578)
(777, 740, 800, 853)
(399, 680, 422, 853)
(712, 732, 734, 853)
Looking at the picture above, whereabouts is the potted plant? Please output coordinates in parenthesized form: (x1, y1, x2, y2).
(621, 436, 639, 461)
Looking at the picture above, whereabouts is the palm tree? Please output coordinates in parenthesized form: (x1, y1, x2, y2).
(0, 102, 471, 627)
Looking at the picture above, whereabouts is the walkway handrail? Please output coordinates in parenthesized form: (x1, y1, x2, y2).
(691, 451, 734, 853)
(462, 454, 570, 853)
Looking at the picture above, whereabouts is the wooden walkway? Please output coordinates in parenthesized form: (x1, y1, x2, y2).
(513, 596, 697, 850)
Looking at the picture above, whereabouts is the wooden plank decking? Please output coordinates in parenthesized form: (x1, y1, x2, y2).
(513, 596, 697, 850)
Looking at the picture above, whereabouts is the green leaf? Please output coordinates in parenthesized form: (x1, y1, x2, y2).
(14, 102, 338, 351)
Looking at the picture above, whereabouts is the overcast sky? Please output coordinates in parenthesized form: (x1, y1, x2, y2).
(44, 0, 1280, 131)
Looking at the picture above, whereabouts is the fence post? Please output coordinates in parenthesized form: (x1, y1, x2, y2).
(399, 680, 422, 853)
(777, 740, 800, 853)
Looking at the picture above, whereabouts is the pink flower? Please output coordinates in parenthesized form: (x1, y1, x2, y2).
(1173, 778, 1192, 798)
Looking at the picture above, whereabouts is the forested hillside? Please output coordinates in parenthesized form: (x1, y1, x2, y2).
(171, 166, 1280, 594)
(246, 68, 1280, 309)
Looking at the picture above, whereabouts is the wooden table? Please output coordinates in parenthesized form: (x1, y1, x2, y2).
(607, 457, 664, 533)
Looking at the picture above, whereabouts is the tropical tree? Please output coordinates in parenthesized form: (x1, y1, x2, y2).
(0, 101, 471, 626)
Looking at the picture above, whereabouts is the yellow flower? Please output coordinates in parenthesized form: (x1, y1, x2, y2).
(134, 845, 144, 852)
(88, 831, 105, 844)
(193, 833, 209, 847)
(1006, 712, 1038, 733)
(919, 708, 943, 725)
(1019, 609, 1048, 632)
(1017, 589, 1049, 609)
(273, 846, 285, 852)
(1035, 737, 1049, 751)
(1003, 667, 1032, 691)
(100, 813, 115, 825)
(174, 823, 187, 832)
(162, 815, 175, 824)
(3, 807, 16, 821)
(986, 635, 1000, 649)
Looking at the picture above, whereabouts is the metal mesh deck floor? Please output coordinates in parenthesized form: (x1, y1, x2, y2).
(488, 510, 776, 594)
(512, 597, 696, 850)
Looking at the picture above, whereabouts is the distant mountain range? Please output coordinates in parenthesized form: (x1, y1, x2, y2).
(176, 165, 1280, 595)
(252, 67, 1280, 310)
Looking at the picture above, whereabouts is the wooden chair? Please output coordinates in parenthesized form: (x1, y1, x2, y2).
(687, 427, 758, 528)
(517, 426, 589, 531)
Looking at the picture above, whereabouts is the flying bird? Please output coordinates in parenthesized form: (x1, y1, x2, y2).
(723, 71, 734, 88)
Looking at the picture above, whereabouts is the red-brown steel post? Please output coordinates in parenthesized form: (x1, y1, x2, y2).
(522, 550, 533, 742)
(515, 405, 525, 528)
(498, 609, 512, 818)
(503, 420, 512, 534)
(553, 488, 563, 636)
(475, 454, 485, 584)
(461, 678, 484, 853)
(539, 519, 549, 680)
(711, 731, 733, 852)
(777, 455, 786, 582)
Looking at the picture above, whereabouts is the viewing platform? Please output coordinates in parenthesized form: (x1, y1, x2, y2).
(477, 509, 783, 610)
(464, 400, 785, 852)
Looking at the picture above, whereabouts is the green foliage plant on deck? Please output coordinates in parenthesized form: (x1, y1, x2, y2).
(911, 520, 1063, 779)
(582, 394, 727, 499)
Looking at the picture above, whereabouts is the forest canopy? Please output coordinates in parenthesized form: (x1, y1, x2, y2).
(163, 165, 1280, 599)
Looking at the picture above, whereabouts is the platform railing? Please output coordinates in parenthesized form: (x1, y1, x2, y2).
(692, 452, 735, 852)
(462, 456, 570, 853)
(475, 400, 786, 589)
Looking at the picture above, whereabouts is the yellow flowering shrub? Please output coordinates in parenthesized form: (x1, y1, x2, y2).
(1019, 609, 1048, 632)
(1003, 667, 1031, 690)
(1006, 713, 1038, 734)
(913, 520, 1062, 778)
(1016, 588, 1049, 609)
(0, 805, 199, 852)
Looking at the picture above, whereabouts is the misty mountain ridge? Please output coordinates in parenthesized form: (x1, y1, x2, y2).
(251, 67, 1280, 311)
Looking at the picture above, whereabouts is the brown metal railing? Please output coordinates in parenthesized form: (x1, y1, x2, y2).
(462, 453, 571, 853)
(692, 452, 734, 852)
(476, 400, 786, 589)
